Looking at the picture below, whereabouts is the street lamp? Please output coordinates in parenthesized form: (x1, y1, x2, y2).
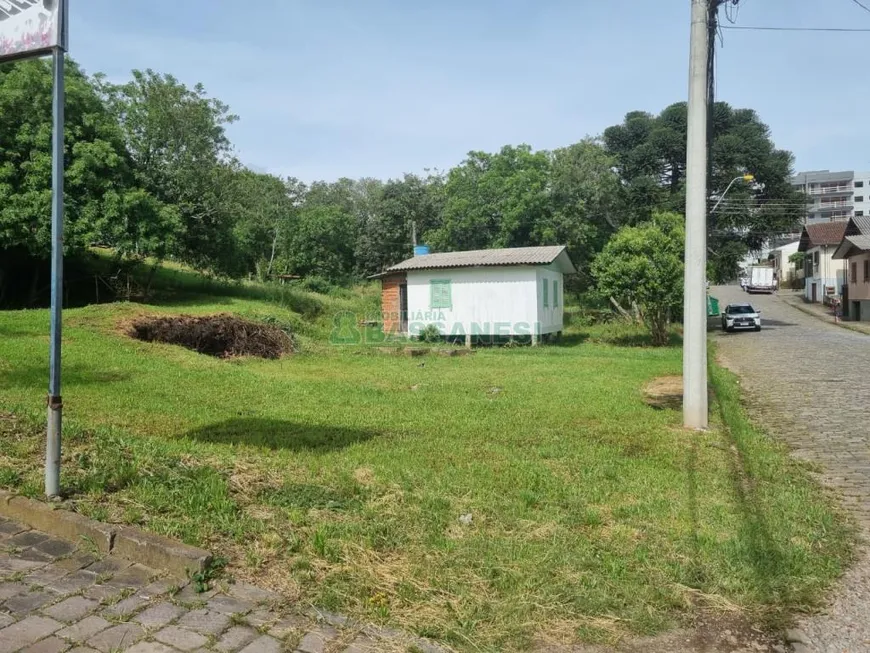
(710, 174, 755, 214)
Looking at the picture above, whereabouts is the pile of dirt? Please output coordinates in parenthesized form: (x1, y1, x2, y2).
(642, 376, 684, 410)
(129, 314, 295, 359)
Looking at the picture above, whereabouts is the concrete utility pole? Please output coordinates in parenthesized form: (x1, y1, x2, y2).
(683, 0, 711, 430)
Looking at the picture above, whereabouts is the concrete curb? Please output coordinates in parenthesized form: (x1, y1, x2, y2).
(782, 296, 870, 337)
(0, 489, 211, 578)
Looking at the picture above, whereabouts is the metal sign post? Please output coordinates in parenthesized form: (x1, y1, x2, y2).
(0, 0, 69, 497)
(46, 44, 65, 498)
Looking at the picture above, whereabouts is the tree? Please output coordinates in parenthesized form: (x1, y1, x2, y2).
(355, 173, 445, 276)
(232, 172, 302, 280)
(0, 59, 176, 304)
(537, 139, 626, 287)
(426, 145, 551, 252)
(604, 102, 805, 281)
(282, 204, 357, 282)
(98, 69, 240, 275)
(592, 213, 684, 346)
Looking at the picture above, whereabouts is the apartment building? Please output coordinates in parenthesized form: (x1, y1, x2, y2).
(790, 170, 870, 224)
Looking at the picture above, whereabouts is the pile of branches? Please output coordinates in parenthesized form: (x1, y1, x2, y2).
(130, 314, 295, 359)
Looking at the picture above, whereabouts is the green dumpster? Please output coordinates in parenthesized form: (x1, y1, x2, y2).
(707, 295, 720, 317)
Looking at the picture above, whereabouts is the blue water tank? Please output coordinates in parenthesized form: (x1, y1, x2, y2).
(414, 245, 431, 257)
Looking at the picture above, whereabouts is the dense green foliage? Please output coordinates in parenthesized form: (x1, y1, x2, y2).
(0, 60, 802, 306)
(593, 213, 685, 346)
(603, 102, 805, 280)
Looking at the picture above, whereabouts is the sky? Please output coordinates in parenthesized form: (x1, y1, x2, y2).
(69, 0, 870, 182)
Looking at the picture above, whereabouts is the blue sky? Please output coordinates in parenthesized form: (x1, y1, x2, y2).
(70, 0, 870, 182)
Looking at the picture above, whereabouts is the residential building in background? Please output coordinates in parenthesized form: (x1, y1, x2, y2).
(833, 216, 870, 321)
(797, 222, 848, 303)
(768, 239, 801, 288)
(791, 170, 870, 224)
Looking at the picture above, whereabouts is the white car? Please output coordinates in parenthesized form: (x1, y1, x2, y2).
(721, 303, 761, 332)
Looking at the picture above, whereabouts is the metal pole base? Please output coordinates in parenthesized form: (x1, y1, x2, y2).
(46, 396, 62, 498)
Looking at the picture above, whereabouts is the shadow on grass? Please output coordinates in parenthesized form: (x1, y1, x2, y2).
(0, 325, 42, 338)
(684, 439, 706, 587)
(607, 332, 683, 347)
(577, 331, 683, 347)
(183, 418, 380, 452)
(143, 292, 236, 307)
(553, 332, 590, 347)
(0, 364, 132, 388)
(707, 373, 793, 609)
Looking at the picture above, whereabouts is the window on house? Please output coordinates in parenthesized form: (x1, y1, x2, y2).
(856, 196, 864, 203)
(857, 211, 865, 217)
(857, 181, 865, 188)
(542, 279, 549, 308)
(865, 260, 870, 283)
(429, 280, 452, 309)
(852, 262, 858, 283)
(553, 280, 559, 307)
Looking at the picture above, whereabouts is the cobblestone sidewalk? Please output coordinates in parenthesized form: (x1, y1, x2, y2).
(0, 516, 440, 653)
(713, 286, 870, 653)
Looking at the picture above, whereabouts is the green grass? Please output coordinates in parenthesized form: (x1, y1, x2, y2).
(0, 279, 854, 651)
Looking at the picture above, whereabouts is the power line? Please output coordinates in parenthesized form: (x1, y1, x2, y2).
(708, 201, 835, 206)
(722, 25, 870, 32)
(849, 0, 870, 15)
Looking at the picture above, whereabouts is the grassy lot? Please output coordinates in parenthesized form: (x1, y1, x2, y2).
(0, 282, 854, 651)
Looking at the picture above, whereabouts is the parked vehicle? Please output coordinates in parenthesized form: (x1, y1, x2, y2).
(721, 303, 762, 332)
(747, 265, 776, 294)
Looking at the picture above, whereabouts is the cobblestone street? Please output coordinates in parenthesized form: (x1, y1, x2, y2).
(0, 517, 439, 653)
(713, 287, 870, 653)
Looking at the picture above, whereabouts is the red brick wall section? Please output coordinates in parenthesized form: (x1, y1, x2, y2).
(381, 274, 406, 333)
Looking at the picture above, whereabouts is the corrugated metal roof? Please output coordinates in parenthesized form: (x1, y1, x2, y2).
(799, 221, 847, 251)
(381, 245, 574, 273)
(833, 234, 870, 259)
(845, 235, 870, 250)
(853, 216, 870, 234)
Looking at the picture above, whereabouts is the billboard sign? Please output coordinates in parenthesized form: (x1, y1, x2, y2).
(0, 0, 67, 63)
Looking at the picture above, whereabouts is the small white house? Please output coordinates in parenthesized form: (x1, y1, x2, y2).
(767, 240, 800, 287)
(798, 222, 848, 302)
(376, 246, 576, 343)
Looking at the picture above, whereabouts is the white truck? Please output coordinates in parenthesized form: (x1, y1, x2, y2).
(746, 265, 776, 294)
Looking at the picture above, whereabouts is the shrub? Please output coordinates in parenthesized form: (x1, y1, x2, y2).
(592, 212, 684, 346)
(417, 324, 442, 343)
(299, 275, 337, 295)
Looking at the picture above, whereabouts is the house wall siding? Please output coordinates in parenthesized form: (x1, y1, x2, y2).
(848, 252, 870, 302)
(805, 245, 847, 301)
(405, 266, 559, 336)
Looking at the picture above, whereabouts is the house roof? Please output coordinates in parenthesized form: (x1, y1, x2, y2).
(852, 216, 870, 235)
(833, 216, 870, 259)
(847, 235, 870, 250)
(798, 222, 848, 252)
(833, 235, 870, 259)
(375, 245, 577, 276)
